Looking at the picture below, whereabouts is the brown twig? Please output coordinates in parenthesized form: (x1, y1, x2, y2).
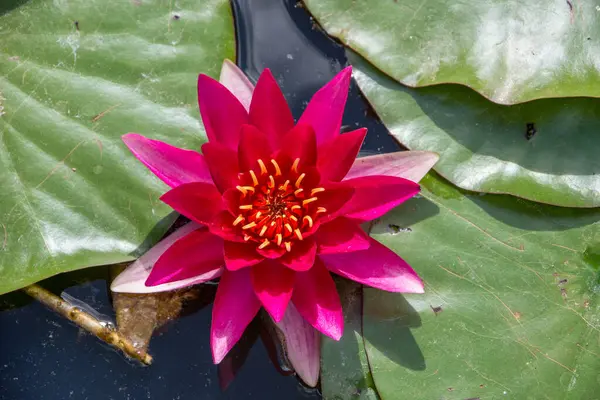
(22, 284, 153, 365)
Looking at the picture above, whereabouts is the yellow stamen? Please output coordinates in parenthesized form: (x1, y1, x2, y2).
(242, 221, 257, 230)
(291, 205, 301, 212)
(257, 159, 268, 175)
(316, 207, 327, 214)
(284, 242, 292, 252)
(280, 180, 290, 191)
(276, 233, 283, 246)
(236, 186, 247, 196)
(302, 197, 318, 206)
(256, 211, 262, 219)
(271, 159, 282, 176)
(258, 239, 270, 249)
(311, 187, 325, 196)
(259, 226, 268, 237)
(268, 175, 275, 188)
(294, 188, 304, 196)
(233, 215, 245, 226)
(271, 221, 277, 227)
(241, 186, 255, 193)
(244, 234, 251, 241)
(295, 173, 306, 188)
(303, 215, 314, 228)
(285, 223, 293, 233)
(249, 170, 258, 186)
(239, 204, 253, 210)
(291, 158, 300, 173)
(294, 229, 303, 241)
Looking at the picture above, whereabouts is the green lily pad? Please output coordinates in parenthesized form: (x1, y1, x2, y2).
(359, 173, 600, 399)
(304, 0, 600, 104)
(350, 52, 600, 208)
(0, 0, 234, 294)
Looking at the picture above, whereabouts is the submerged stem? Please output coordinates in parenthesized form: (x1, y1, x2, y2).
(22, 283, 153, 365)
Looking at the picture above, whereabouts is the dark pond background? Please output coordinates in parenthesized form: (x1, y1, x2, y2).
(0, 1, 401, 398)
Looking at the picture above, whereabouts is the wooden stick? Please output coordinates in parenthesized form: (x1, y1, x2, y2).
(22, 283, 153, 365)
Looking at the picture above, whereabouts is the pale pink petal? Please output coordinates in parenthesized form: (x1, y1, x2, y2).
(321, 238, 424, 293)
(292, 259, 343, 340)
(211, 269, 261, 363)
(219, 59, 254, 111)
(298, 66, 352, 145)
(274, 303, 320, 388)
(110, 223, 223, 293)
(122, 134, 213, 188)
(345, 151, 439, 183)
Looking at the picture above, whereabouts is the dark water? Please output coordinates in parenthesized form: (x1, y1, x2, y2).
(0, 1, 402, 399)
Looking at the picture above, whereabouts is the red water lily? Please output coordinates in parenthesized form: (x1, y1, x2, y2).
(112, 60, 438, 386)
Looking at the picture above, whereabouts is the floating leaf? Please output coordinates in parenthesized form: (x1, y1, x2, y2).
(357, 173, 600, 399)
(0, 0, 235, 294)
(350, 51, 600, 207)
(304, 0, 600, 104)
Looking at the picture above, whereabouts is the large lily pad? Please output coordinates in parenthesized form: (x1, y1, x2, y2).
(304, 0, 600, 104)
(357, 174, 600, 399)
(350, 52, 600, 208)
(0, 0, 234, 294)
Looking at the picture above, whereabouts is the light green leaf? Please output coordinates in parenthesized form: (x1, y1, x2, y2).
(0, 0, 235, 294)
(362, 173, 600, 399)
(304, 0, 600, 104)
(350, 51, 600, 208)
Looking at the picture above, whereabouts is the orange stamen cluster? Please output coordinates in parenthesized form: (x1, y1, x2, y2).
(232, 158, 327, 251)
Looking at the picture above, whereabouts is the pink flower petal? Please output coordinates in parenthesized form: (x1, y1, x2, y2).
(251, 260, 295, 323)
(297, 66, 352, 145)
(279, 238, 317, 271)
(275, 303, 320, 388)
(237, 124, 273, 172)
(219, 59, 254, 112)
(340, 175, 420, 222)
(224, 241, 264, 271)
(146, 228, 225, 286)
(315, 217, 370, 255)
(249, 68, 294, 148)
(122, 134, 213, 188)
(345, 151, 439, 183)
(160, 182, 223, 225)
(279, 124, 317, 168)
(111, 223, 223, 293)
(292, 259, 343, 340)
(317, 182, 355, 223)
(197, 74, 249, 149)
(317, 128, 366, 182)
(211, 269, 261, 363)
(321, 237, 424, 293)
(201, 142, 240, 193)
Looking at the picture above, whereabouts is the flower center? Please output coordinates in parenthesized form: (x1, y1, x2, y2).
(231, 158, 326, 252)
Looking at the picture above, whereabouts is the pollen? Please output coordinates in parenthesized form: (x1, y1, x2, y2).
(316, 207, 327, 214)
(259, 225, 268, 237)
(242, 221, 257, 230)
(236, 186, 247, 196)
(294, 229, 303, 241)
(280, 180, 290, 191)
(295, 173, 306, 188)
(311, 187, 325, 196)
(285, 223, 293, 233)
(249, 170, 259, 186)
(291, 158, 300, 173)
(268, 175, 275, 188)
(302, 197, 318, 206)
(284, 242, 291, 252)
(258, 239, 270, 249)
(257, 159, 268, 175)
(294, 188, 304, 196)
(276, 233, 283, 246)
(271, 159, 282, 176)
(239, 204, 253, 210)
(303, 215, 313, 228)
(291, 205, 301, 212)
(233, 215, 245, 226)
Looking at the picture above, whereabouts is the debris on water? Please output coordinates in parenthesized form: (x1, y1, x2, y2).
(388, 224, 412, 235)
(525, 123, 536, 140)
(430, 305, 443, 315)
